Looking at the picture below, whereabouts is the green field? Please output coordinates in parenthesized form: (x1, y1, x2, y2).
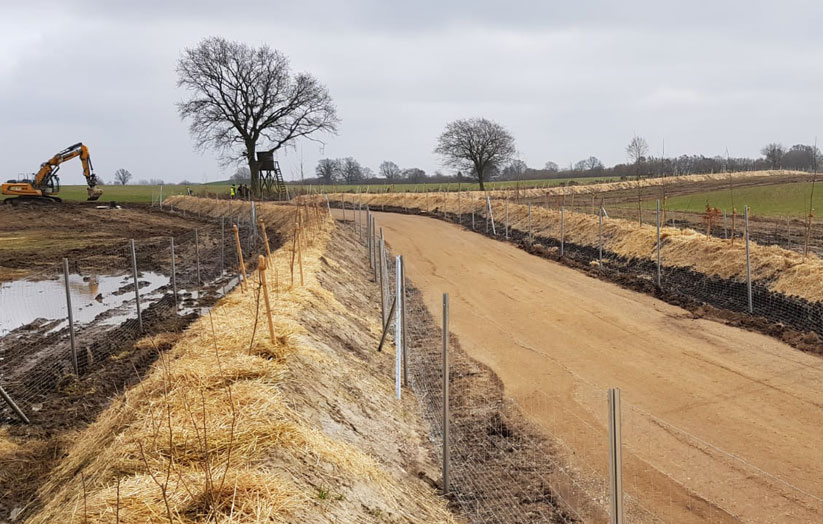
(55, 184, 196, 203)
(56, 176, 620, 203)
(641, 181, 821, 217)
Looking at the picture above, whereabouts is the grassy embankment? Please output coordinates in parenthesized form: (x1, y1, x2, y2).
(56, 176, 619, 203)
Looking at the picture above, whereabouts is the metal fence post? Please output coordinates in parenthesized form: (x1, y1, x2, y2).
(63, 257, 78, 375)
(442, 292, 450, 495)
(656, 200, 662, 288)
(505, 199, 509, 239)
(194, 228, 202, 285)
(471, 196, 476, 230)
(368, 211, 373, 268)
(130, 239, 143, 332)
(528, 203, 533, 241)
(458, 189, 462, 225)
(745, 205, 753, 313)
(486, 195, 497, 236)
(400, 255, 408, 387)
(608, 388, 624, 524)
(379, 228, 386, 325)
(170, 237, 178, 311)
(220, 217, 225, 276)
(395, 255, 403, 400)
(599, 206, 604, 270)
(560, 206, 565, 257)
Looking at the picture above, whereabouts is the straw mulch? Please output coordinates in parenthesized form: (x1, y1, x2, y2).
(24, 201, 455, 523)
(318, 189, 823, 304)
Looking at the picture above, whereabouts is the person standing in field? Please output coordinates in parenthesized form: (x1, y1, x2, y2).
(230, 184, 236, 199)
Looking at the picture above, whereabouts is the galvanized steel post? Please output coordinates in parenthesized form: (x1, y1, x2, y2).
(63, 257, 78, 375)
(130, 239, 143, 332)
(608, 388, 624, 524)
(442, 293, 450, 495)
(745, 205, 753, 313)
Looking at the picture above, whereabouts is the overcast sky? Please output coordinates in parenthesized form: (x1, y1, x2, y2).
(2, 1, 822, 185)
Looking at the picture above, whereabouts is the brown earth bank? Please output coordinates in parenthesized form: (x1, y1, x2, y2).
(362, 210, 823, 524)
(0, 202, 220, 281)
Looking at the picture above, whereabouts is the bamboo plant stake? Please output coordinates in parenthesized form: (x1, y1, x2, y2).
(232, 224, 247, 292)
(258, 255, 275, 343)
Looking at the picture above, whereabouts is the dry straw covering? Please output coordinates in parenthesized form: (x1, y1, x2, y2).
(24, 198, 455, 523)
(318, 178, 823, 305)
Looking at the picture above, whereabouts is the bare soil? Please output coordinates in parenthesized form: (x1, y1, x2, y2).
(369, 210, 823, 523)
(0, 202, 217, 280)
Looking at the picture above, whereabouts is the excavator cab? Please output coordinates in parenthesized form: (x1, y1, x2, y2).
(2, 142, 102, 204)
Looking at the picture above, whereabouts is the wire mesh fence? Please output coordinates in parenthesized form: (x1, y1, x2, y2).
(345, 203, 823, 523)
(0, 209, 267, 422)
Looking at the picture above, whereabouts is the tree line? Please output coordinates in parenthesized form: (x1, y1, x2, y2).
(169, 36, 821, 194)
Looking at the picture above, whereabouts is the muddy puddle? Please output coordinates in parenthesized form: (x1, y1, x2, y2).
(0, 272, 169, 337)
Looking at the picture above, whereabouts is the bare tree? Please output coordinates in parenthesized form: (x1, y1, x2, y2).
(339, 157, 363, 184)
(626, 134, 649, 168)
(402, 167, 427, 183)
(435, 118, 516, 190)
(544, 161, 559, 172)
(176, 37, 339, 196)
(379, 161, 402, 181)
(582, 156, 604, 171)
(315, 158, 338, 184)
(114, 168, 132, 185)
(627, 134, 649, 224)
(501, 159, 528, 180)
(761, 143, 786, 169)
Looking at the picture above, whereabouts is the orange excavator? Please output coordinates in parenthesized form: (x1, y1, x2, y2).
(2, 142, 103, 204)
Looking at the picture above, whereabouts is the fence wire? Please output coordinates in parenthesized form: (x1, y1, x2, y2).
(344, 200, 823, 524)
(0, 211, 266, 422)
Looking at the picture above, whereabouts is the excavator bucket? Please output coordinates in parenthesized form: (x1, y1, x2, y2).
(86, 186, 103, 201)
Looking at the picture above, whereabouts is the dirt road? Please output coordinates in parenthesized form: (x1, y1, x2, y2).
(363, 210, 823, 523)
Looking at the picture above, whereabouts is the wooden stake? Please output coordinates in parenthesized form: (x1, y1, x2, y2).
(232, 224, 247, 292)
(297, 224, 304, 286)
(290, 211, 298, 286)
(259, 218, 272, 259)
(258, 255, 275, 343)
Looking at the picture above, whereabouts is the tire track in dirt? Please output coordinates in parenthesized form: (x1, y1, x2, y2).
(367, 210, 823, 523)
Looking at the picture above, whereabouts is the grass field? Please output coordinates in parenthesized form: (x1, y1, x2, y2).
(55, 176, 621, 203)
(643, 181, 821, 217)
(55, 184, 190, 203)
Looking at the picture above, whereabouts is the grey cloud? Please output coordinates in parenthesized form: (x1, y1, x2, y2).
(1, 1, 822, 185)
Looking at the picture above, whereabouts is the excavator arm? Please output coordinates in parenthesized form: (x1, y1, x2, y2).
(2, 142, 102, 203)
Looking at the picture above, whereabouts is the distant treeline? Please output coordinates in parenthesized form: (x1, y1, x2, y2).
(294, 143, 820, 186)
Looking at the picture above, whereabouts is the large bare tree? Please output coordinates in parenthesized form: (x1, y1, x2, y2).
(435, 118, 516, 190)
(177, 37, 339, 196)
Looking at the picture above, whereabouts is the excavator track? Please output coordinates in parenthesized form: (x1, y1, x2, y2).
(4, 195, 62, 206)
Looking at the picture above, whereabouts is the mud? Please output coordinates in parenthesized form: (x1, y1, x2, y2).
(0, 202, 219, 281)
(0, 205, 275, 520)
